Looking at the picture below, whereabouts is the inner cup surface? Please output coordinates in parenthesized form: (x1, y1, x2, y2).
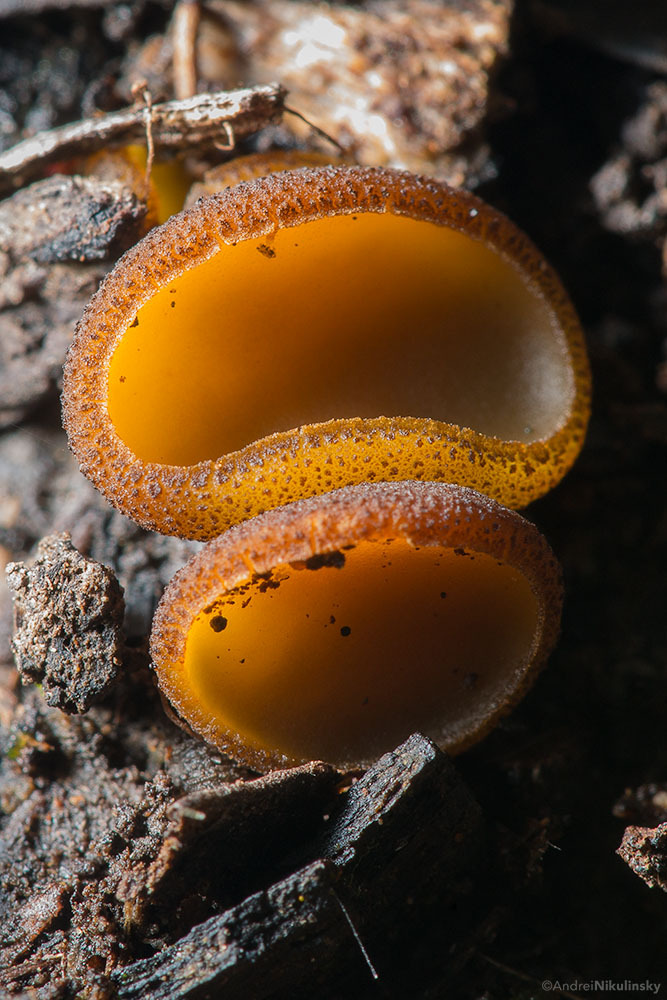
(107, 212, 573, 466)
(183, 538, 540, 765)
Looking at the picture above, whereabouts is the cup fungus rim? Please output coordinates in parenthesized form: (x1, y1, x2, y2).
(150, 480, 563, 772)
(63, 164, 591, 539)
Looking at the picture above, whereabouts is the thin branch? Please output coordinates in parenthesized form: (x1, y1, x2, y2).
(0, 84, 286, 197)
(172, 0, 201, 100)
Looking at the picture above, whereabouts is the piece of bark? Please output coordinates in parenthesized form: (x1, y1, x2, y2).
(6, 533, 125, 713)
(112, 734, 483, 998)
(201, 0, 512, 186)
(321, 731, 484, 974)
(112, 860, 363, 1000)
(323, 732, 482, 895)
(0, 174, 147, 265)
(617, 821, 667, 892)
(120, 761, 341, 935)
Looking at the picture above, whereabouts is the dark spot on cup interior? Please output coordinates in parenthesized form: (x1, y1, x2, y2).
(305, 550, 346, 571)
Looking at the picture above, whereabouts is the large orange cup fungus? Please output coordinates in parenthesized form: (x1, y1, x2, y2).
(150, 481, 563, 771)
(63, 165, 590, 541)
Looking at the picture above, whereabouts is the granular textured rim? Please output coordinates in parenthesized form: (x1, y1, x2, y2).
(150, 481, 563, 771)
(63, 165, 591, 540)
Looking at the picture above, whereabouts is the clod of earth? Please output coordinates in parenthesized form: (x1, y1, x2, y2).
(6, 533, 124, 713)
(617, 822, 667, 893)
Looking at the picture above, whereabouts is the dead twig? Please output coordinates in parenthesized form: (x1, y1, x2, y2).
(172, 0, 201, 100)
(0, 84, 286, 198)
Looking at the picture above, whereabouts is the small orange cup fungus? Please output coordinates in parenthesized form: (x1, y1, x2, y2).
(84, 146, 192, 226)
(150, 481, 563, 771)
(184, 150, 342, 207)
(63, 165, 590, 541)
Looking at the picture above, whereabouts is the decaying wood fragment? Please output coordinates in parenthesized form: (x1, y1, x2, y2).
(111, 734, 483, 998)
(120, 761, 341, 932)
(322, 732, 483, 904)
(0, 84, 286, 197)
(113, 860, 355, 1000)
(0, 174, 148, 266)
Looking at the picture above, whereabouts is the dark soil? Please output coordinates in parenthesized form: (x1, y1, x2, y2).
(0, 2, 666, 998)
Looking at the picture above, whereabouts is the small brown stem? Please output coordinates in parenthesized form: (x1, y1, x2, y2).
(131, 79, 155, 194)
(172, 0, 201, 100)
(284, 104, 347, 154)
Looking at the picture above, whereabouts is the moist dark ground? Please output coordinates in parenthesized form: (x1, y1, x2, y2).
(0, 2, 666, 997)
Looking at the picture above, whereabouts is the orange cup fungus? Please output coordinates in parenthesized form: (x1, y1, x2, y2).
(183, 149, 342, 208)
(84, 146, 192, 226)
(62, 165, 590, 542)
(150, 481, 563, 771)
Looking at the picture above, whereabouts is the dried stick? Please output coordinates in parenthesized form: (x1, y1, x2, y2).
(172, 0, 201, 100)
(0, 84, 286, 197)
